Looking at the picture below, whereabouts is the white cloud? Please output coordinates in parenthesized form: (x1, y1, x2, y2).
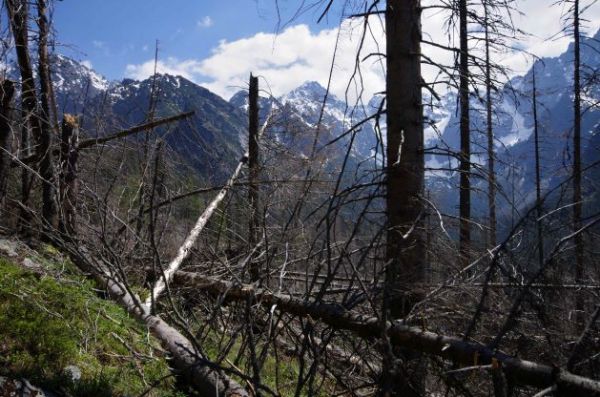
(197, 16, 213, 29)
(125, 22, 387, 102)
(81, 60, 93, 69)
(123, 0, 600, 102)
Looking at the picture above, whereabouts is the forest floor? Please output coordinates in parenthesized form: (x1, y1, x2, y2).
(0, 236, 334, 397)
(0, 236, 182, 397)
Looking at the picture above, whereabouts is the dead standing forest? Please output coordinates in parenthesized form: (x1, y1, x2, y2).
(0, 0, 599, 396)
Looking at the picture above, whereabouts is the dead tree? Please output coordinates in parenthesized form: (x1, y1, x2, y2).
(156, 268, 600, 395)
(532, 65, 544, 269)
(459, 0, 472, 264)
(6, 0, 57, 233)
(248, 73, 260, 282)
(383, 0, 425, 395)
(59, 241, 249, 397)
(0, 80, 15, 203)
(36, 0, 57, 232)
(58, 115, 78, 235)
(145, 111, 273, 309)
(6, 0, 40, 231)
(571, 0, 585, 332)
(483, 0, 497, 248)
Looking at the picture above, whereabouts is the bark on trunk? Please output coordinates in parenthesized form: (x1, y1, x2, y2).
(459, 0, 472, 264)
(572, 0, 585, 333)
(484, 1, 497, 248)
(384, 0, 425, 395)
(248, 74, 260, 282)
(36, 0, 57, 232)
(6, 0, 39, 232)
(58, 116, 78, 235)
(0, 80, 15, 202)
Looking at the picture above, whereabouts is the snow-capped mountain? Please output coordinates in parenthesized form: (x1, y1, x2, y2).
(44, 27, 600, 224)
(52, 55, 111, 114)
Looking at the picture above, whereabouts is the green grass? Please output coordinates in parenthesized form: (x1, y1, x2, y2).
(0, 253, 181, 397)
(200, 327, 334, 397)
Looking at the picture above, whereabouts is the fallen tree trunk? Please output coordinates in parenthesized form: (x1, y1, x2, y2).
(12, 111, 195, 167)
(59, 242, 248, 397)
(168, 270, 600, 395)
(77, 111, 195, 149)
(146, 111, 273, 308)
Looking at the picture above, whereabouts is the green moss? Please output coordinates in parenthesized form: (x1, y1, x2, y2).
(0, 256, 178, 396)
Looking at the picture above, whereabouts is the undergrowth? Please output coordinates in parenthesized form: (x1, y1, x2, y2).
(0, 250, 181, 397)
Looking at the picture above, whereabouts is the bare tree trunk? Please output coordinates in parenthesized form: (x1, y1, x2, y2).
(58, 115, 78, 235)
(459, 0, 471, 264)
(248, 73, 260, 282)
(484, 0, 496, 248)
(0, 80, 15, 203)
(532, 66, 544, 269)
(6, 0, 40, 233)
(572, 0, 585, 333)
(36, 0, 57, 233)
(383, 0, 425, 395)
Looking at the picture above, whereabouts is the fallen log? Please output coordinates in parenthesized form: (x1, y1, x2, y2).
(167, 269, 600, 395)
(59, 242, 248, 397)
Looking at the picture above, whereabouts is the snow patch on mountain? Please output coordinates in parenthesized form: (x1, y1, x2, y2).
(498, 99, 533, 147)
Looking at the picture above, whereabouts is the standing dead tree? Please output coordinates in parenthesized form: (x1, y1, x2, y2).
(531, 64, 545, 269)
(58, 115, 78, 235)
(459, 0, 472, 264)
(6, 0, 43, 232)
(383, 0, 425, 395)
(571, 0, 585, 333)
(248, 73, 261, 282)
(36, 0, 57, 233)
(0, 80, 15, 203)
(483, 0, 497, 248)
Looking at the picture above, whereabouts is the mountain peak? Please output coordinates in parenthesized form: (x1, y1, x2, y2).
(297, 81, 327, 92)
(284, 81, 327, 99)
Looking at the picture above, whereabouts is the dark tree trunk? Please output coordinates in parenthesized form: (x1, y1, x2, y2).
(6, 0, 39, 232)
(532, 66, 544, 270)
(0, 80, 15, 202)
(484, 1, 496, 248)
(248, 73, 260, 282)
(383, 0, 425, 395)
(459, 0, 471, 264)
(36, 0, 57, 232)
(7, 0, 57, 233)
(572, 0, 584, 332)
(58, 116, 78, 236)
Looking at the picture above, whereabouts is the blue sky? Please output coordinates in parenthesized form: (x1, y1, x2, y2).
(51, 1, 600, 101)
